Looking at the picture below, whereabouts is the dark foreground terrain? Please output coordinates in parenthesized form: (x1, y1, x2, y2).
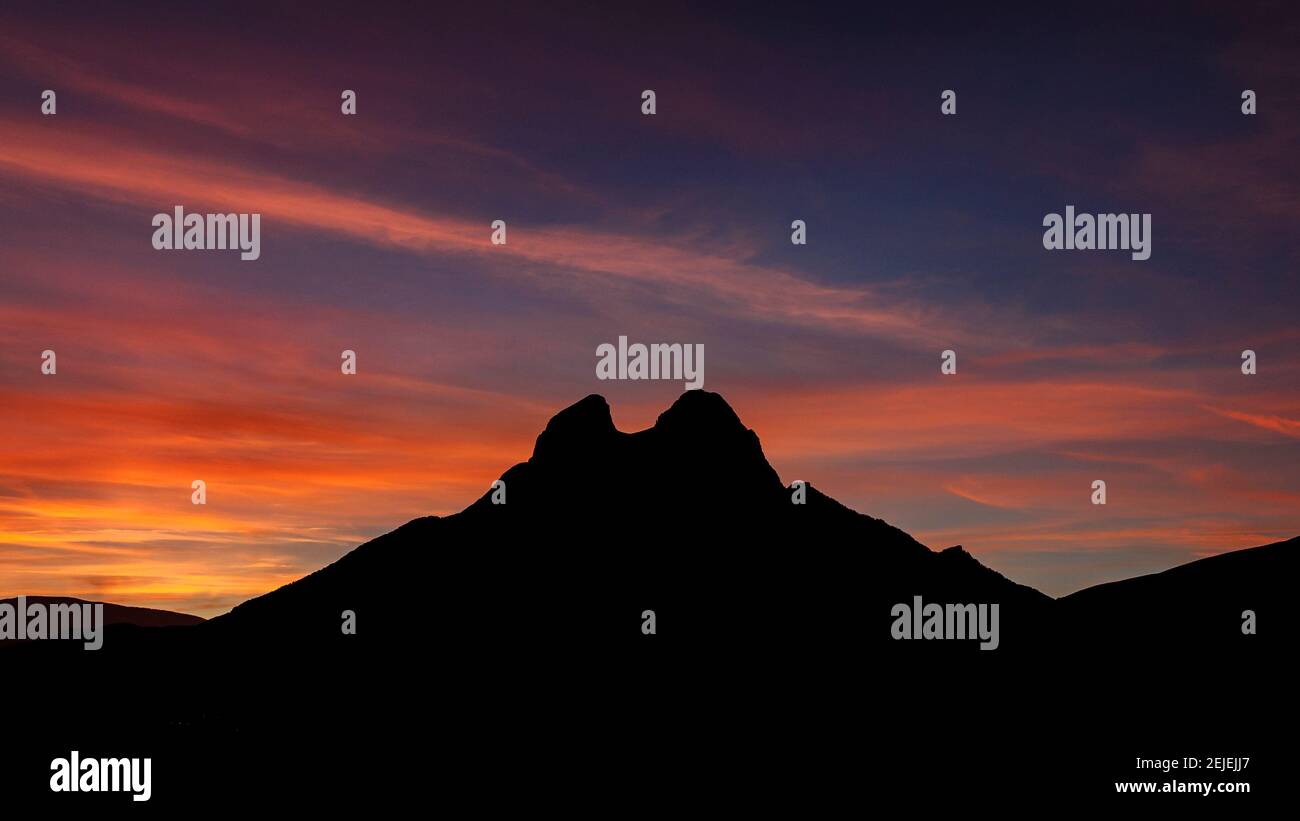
(4, 392, 1293, 809)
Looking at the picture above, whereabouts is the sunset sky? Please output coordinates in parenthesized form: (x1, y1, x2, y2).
(2, 2, 1297, 617)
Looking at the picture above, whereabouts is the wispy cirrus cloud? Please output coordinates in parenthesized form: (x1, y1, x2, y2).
(1205, 407, 1300, 438)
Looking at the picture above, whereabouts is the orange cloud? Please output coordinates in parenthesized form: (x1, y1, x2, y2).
(1204, 406, 1300, 438)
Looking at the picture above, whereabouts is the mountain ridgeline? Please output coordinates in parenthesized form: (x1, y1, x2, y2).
(198, 390, 1294, 661)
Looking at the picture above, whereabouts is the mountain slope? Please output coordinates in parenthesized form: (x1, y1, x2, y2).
(1057, 535, 1299, 652)
(0, 595, 204, 634)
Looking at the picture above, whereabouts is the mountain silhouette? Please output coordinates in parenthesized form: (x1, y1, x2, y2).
(6, 390, 1292, 808)
(0, 596, 204, 636)
(198, 390, 1292, 657)
(193, 390, 1060, 665)
(1057, 536, 1298, 653)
